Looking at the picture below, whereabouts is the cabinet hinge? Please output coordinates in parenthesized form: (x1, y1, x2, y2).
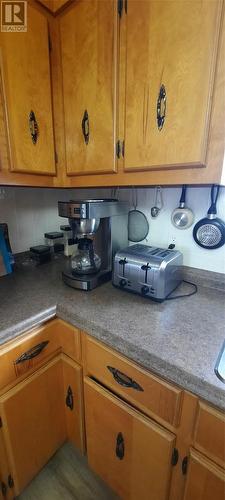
(116, 140, 124, 159)
(0, 417, 2, 428)
(8, 475, 14, 489)
(48, 33, 52, 53)
(118, 0, 123, 18)
(122, 140, 125, 158)
(116, 140, 121, 159)
(171, 447, 179, 466)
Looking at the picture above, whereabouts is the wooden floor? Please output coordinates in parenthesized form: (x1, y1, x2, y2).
(18, 442, 118, 500)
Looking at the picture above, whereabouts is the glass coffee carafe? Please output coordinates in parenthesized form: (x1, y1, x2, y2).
(71, 237, 101, 275)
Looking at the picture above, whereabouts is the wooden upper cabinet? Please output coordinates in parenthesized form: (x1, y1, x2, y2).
(60, 0, 117, 175)
(37, 0, 72, 14)
(123, 0, 223, 172)
(0, 4, 56, 175)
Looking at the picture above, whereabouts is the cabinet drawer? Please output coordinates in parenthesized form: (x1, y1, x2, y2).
(83, 335, 182, 427)
(194, 402, 225, 468)
(0, 318, 81, 391)
(84, 377, 176, 500)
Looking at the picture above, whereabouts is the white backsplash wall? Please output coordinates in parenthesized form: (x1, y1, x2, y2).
(0, 187, 104, 253)
(117, 186, 225, 274)
(0, 185, 224, 274)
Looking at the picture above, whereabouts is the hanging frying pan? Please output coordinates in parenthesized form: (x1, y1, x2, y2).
(193, 185, 225, 249)
(171, 185, 194, 229)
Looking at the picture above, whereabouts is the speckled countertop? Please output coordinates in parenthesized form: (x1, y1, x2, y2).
(0, 256, 225, 410)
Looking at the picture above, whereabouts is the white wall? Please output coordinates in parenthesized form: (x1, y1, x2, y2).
(117, 186, 225, 274)
(0, 185, 225, 273)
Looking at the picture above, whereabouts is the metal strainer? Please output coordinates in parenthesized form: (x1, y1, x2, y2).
(193, 185, 225, 249)
(128, 188, 149, 242)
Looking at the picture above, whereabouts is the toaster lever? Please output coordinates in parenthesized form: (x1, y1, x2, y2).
(141, 263, 151, 283)
(119, 258, 128, 277)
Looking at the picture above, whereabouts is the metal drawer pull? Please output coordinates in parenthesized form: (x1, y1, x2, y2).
(15, 341, 49, 364)
(107, 366, 144, 391)
(82, 109, 89, 144)
(29, 110, 39, 144)
(116, 432, 124, 460)
(66, 386, 74, 410)
(157, 84, 166, 131)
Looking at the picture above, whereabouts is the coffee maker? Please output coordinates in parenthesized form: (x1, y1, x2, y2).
(58, 199, 129, 290)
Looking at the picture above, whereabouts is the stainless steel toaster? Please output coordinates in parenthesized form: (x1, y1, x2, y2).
(113, 244, 183, 301)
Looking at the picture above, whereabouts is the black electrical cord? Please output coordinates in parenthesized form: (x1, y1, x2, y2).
(166, 280, 198, 301)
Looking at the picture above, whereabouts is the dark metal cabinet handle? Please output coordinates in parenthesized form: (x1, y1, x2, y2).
(29, 110, 39, 144)
(1, 482, 7, 496)
(82, 109, 89, 145)
(116, 432, 124, 460)
(107, 366, 144, 392)
(66, 386, 74, 410)
(8, 475, 14, 489)
(182, 456, 188, 475)
(157, 84, 166, 131)
(15, 341, 49, 365)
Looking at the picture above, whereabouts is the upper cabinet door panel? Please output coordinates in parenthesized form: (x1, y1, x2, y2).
(60, 0, 117, 175)
(124, 0, 222, 171)
(0, 5, 56, 175)
(38, 0, 72, 14)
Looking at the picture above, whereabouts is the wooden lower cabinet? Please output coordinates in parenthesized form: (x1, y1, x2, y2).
(0, 356, 66, 495)
(84, 377, 176, 500)
(62, 354, 85, 454)
(0, 430, 14, 499)
(183, 449, 225, 500)
(0, 353, 84, 496)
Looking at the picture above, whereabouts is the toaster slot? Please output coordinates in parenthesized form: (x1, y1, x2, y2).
(140, 264, 155, 296)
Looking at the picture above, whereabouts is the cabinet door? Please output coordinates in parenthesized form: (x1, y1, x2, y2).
(84, 377, 176, 500)
(183, 449, 225, 500)
(0, 357, 66, 496)
(62, 354, 85, 454)
(60, 0, 117, 175)
(0, 430, 14, 499)
(0, 4, 56, 175)
(123, 0, 222, 172)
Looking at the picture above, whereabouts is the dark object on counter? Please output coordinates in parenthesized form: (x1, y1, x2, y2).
(44, 232, 63, 239)
(54, 243, 64, 253)
(60, 225, 71, 232)
(0, 227, 12, 276)
(193, 185, 225, 249)
(0, 223, 15, 269)
(30, 245, 51, 264)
